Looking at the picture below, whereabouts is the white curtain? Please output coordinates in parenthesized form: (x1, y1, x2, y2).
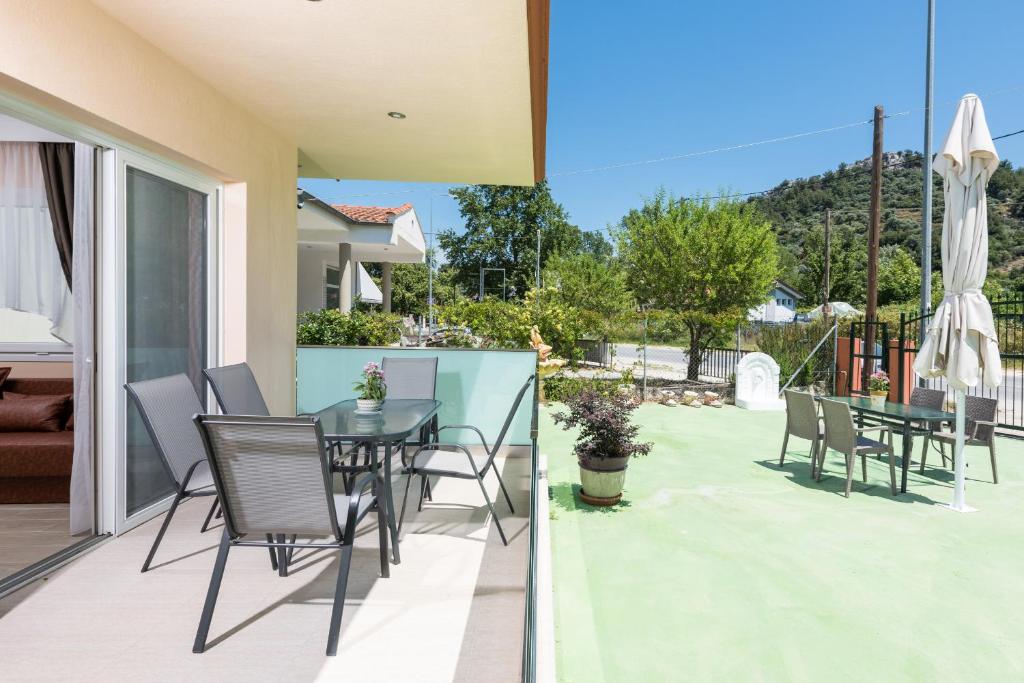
(70, 142, 95, 535)
(0, 142, 72, 341)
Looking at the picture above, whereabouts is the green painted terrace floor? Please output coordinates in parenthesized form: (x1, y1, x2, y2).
(539, 403, 1024, 683)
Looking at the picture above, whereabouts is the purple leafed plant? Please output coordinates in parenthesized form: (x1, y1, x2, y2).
(552, 390, 652, 465)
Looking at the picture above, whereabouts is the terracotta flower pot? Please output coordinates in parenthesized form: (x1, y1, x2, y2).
(578, 456, 629, 506)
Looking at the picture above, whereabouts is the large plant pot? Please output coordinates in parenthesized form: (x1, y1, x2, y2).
(579, 456, 629, 506)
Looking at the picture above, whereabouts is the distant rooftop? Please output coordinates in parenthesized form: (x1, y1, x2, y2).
(332, 203, 413, 225)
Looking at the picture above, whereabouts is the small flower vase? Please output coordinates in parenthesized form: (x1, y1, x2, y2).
(356, 398, 383, 413)
(869, 391, 887, 409)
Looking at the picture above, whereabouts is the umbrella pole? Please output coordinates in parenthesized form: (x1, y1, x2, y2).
(949, 389, 975, 512)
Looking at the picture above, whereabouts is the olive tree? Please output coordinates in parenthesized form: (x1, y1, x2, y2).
(616, 191, 778, 379)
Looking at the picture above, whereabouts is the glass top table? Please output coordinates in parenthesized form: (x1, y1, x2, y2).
(308, 399, 442, 567)
(819, 396, 956, 493)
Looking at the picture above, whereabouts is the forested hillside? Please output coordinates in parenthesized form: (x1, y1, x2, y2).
(750, 151, 1024, 307)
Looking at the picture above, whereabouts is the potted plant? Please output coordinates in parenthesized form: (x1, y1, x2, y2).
(552, 389, 652, 506)
(868, 370, 889, 408)
(353, 361, 386, 412)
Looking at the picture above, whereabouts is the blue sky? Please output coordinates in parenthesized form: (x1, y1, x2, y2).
(300, 0, 1024, 242)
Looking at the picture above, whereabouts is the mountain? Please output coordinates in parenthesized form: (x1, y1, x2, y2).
(749, 150, 1024, 303)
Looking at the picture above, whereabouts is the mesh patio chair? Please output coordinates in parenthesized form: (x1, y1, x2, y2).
(921, 395, 999, 483)
(817, 398, 897, 498)
(779, 390, 824, 477)
(381, 356, 440, 494)
(909, 387, 950, 472)
(399, 375, 534, 546)
(125, 374, 230, 572)
(192, 414, 386, 657)
(203, 362, 270, 416)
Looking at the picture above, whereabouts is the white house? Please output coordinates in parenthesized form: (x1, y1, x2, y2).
(296, 191, 426, 315)
(748, 280, 804, 323)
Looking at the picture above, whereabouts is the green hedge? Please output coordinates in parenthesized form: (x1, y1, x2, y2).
(296, 309, 403, 346)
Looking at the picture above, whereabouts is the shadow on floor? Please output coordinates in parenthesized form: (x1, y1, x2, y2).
(755, 455, 942, 506)
(549, 482, 632, 514)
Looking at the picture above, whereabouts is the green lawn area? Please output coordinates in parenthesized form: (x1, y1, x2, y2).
(540, 403, 1024, 682)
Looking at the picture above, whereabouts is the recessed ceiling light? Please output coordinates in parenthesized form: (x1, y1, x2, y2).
(387, 111, 407, 120)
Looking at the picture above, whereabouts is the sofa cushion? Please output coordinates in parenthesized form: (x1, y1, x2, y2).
(0, 367, 10, 391)
(2, 377, 73, 398)
(0, 431, 74, 477)
(0, 394, 69, 432)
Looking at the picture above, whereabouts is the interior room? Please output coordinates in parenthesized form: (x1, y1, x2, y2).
(0, 112, 93, 586)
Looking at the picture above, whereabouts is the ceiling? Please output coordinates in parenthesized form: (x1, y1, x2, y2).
(91, 0, 545, 185)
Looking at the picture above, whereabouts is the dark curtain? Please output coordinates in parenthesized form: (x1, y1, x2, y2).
(38, 142, 75, 290)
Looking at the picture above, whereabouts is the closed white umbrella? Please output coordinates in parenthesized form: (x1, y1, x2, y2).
(913, 93, 1002, 512)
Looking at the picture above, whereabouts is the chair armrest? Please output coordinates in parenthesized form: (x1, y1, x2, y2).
(438, 424, 490, 454)
(970, 420, 997, 439)
(855, 425, 892, 434)
(343, 473, 377, 529)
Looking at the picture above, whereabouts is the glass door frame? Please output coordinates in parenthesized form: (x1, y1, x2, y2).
(98, 147, 222, 534)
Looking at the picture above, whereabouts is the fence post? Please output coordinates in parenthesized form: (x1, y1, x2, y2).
(642, 312, 648, 400)
(898, 312, 906, 404)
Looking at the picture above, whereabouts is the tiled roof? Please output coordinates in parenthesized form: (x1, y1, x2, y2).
(332, 202, 413, 224)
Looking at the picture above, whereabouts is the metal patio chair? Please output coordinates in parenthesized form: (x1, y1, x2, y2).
(817, 398, 897, 498)
(779, 390, 824, 477)
(382, 356, 440, 493)
(921, 395, 999, 484)
(192, 414, 386, 657)
(203, 362, 270, 416)
(399, 375, 534, 546)
(908, 387, 950, 472)
(125, 374, 226, 572)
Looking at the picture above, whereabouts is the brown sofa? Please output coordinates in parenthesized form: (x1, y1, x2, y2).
(0, 378, 74, 504)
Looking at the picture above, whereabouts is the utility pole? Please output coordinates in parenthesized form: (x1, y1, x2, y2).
(823, 208, 832, 317)
(866, 105, 884, 325)
(920, 0, 936, 318)
(865, 105, 884, 383)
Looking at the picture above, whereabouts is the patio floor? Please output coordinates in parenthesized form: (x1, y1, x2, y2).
(0, 448, 530, 682)
(541, 403, 1024, 682)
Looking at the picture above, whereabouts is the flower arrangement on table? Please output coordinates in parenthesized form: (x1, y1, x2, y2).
(353, 361, 386, 411)
(868, 370, 889, 406)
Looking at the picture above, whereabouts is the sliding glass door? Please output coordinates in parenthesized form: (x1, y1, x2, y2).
(103, 150, 219, 530)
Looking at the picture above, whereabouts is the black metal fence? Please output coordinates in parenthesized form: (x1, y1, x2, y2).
(702, 347, 749, 381)
(898, 299, 1024, 432)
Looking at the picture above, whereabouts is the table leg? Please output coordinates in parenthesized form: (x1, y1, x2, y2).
(379, 442, 401, 564)
(276, 534, 288, 577)
(900, 420, 911, 494)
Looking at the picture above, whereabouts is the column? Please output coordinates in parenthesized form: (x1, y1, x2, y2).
(381, 262, 393, 313)
(338, 242, 353, 314)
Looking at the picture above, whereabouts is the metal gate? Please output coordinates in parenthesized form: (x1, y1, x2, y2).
(846, 320, 889, 397)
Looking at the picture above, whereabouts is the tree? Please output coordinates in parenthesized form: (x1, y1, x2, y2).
(439, 181, 583, 299)
(796, 223, 867, 307)
(616, 191, 778, 379)
(542, 252, 633, 323)
(877, 245, 921, 306)
(362, 251, 461, 317)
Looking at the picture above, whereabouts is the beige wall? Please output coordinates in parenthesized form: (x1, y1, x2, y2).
(0, 0, 298, 411)
(3, 361, 73, 379)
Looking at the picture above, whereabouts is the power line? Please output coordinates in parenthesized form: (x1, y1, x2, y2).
(994, 128, 1024, 141)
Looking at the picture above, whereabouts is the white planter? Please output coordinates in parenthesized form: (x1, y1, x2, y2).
(869, 391, 887, 409)
(355, 398, 383, 413)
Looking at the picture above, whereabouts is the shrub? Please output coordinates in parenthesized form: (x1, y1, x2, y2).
(754, 319, 835, 388)
(543, 371, 634, 402)
(296, 309, 403, 346)
(552, 390, 652, 465)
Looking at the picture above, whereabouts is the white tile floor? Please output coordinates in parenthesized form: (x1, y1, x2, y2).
(0, 448, 530, 683)
(0, 504, 78, 580)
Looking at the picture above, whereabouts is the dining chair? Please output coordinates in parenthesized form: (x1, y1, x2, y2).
(192, 414, 386, 657)
(779, 390, 823, 477)
(124, 374, 224, 572)
(817, 398, 897, 497)
(908, 387, 949, 472)
(203, 362, 270, 416)
(921, 395, 999, 483)
(399, 375, 534, 546)
(382, 356, 440, 495)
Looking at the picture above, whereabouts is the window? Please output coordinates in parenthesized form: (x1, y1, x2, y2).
(324, 264, 340, 310)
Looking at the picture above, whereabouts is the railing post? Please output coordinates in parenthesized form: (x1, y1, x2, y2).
(898, 312, 906, 404)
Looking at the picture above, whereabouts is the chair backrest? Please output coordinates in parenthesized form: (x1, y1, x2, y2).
(486, 375, 536, 464)
(124, 374, 208, 488)
(965, 395, 998, 443)
(820, 398, 855, 455)
(783, 390, 819, 440)
(381, 356, 438, 400)
(910, 387, 947, 430)
(203, 363, 270, 416)
(194, 414, 340, 539)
